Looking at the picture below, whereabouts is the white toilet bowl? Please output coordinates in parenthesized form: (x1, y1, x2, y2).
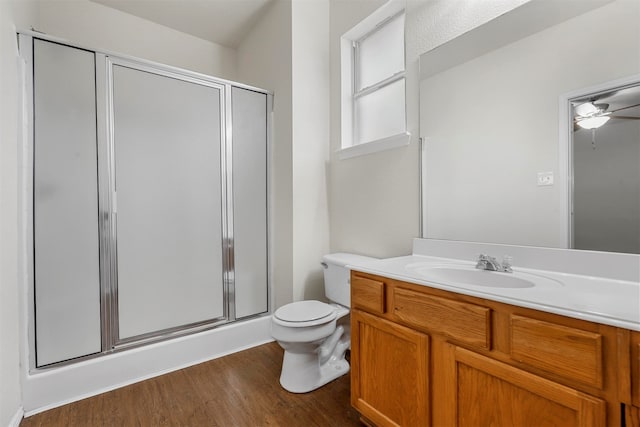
(271, 300, 350, 393)
(270, 253, 376, 393)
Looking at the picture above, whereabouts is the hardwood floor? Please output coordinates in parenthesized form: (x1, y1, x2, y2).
(21, 342, 362, 427)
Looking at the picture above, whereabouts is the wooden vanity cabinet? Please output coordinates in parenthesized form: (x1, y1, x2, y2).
(631, 331, 640, 407)
(628, 331, 640, 426)
(350, 271, 627, 427)
(442, 345, 605, 426)
(351, 310, 430, 427)
(350, 275, 430, 427)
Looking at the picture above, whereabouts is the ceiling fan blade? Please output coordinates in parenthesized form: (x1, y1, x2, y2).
(610, 102, 640, 113)
(610, 115, 640, 120)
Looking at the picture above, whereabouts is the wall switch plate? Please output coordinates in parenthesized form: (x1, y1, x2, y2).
(537, 171, 554, 186)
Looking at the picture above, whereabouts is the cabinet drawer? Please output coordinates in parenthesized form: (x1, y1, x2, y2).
(351, 274, 385, 315)
(510, 315, 603, 388)
(393, 287, 491, 350)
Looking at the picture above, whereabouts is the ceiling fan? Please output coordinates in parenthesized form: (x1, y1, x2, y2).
(574, 101, 640, 130)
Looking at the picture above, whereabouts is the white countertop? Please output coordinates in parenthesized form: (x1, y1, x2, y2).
(348, 254, 640, 332)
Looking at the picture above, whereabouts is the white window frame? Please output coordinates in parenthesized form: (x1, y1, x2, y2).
(339, 0, 410, 160)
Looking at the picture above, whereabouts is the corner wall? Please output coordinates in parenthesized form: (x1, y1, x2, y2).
(236, 0, 294, 308)
(329, 0, 417, 259)
(291, 0, 330, 301)
(237, 0, 332, 305)
(327, 0, 532, 259)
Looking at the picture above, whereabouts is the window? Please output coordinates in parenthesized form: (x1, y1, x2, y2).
(340, 1, 409, 159)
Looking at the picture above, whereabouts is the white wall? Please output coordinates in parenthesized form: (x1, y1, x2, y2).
(419, 0, 639, 248)
(34, 0, 237, 79)
(237, 0, 294, 308)
(327, 0, 532, 260)
(0, 2, 37, 425)
(237, 0, 331, 305)
(291, 0, 330, 301)
(329, 0, 418, 259)
(327, 0, 534, 260)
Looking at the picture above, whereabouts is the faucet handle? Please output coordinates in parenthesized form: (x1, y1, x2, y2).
(502, 255, 513, 273)
(475, 254, 493, 270)
(488, 255, 498, 263)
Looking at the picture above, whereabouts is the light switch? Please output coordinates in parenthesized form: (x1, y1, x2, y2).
(537, 172, 554, 186)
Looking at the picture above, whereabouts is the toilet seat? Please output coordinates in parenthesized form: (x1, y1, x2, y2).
(274, 300, 337, 327)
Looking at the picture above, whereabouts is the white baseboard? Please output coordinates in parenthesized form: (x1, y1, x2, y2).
(22, 315, 273, 416)
(8, 407, 24, 427)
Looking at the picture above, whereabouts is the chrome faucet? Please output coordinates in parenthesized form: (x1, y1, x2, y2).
(475, 254, 513, 273)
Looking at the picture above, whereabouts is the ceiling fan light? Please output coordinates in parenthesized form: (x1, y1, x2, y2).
(575, 102, 599, 117)
(577, 115, 610, 129)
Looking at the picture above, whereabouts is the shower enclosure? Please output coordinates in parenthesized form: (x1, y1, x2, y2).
(21, 34, 271, 368)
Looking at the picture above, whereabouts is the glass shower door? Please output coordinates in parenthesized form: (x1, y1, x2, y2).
(32, 39, 102, 366)
(110, 62, 226, 341)
(231, 87, 268, 319)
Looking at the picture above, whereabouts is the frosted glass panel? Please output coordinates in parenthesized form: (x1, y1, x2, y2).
(357, 13, 405, 90)
(355, 78, 406, 144)
(112, 65, 224, 339)
(231, 88, 268, 318)
(33, 39, 102, 366)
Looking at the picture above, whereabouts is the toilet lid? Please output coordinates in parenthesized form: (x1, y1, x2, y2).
(274, 300, 335, 323)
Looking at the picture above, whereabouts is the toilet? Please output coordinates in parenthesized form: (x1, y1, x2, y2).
(270, 253, 375, 393)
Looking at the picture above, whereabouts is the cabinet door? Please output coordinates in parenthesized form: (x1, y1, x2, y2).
(626, 405, 640, 427)
(632, 331, 640, 407)
(629, 331, 640, 427)
(441, 345, 606, 427)
(351, 309, 429, 427)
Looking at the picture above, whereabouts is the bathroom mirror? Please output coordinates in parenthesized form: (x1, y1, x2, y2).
(418, 0, 640, 254)
(569, 81, 640, 254)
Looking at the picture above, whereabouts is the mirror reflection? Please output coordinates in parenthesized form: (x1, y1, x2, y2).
(571, 84, 640, 254)
(418, 0, 640, 254)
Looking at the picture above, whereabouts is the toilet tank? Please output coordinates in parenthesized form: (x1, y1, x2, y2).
(322, 253, 377, 307)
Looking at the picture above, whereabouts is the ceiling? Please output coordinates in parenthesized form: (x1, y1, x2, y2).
(90, 0, 274, 48)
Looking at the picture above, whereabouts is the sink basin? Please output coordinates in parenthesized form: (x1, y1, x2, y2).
(405, 263, 563, 289)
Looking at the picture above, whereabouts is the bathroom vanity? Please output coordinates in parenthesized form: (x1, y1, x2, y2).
(348, 0, 640, 424)
(347, 241, 640, 427)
